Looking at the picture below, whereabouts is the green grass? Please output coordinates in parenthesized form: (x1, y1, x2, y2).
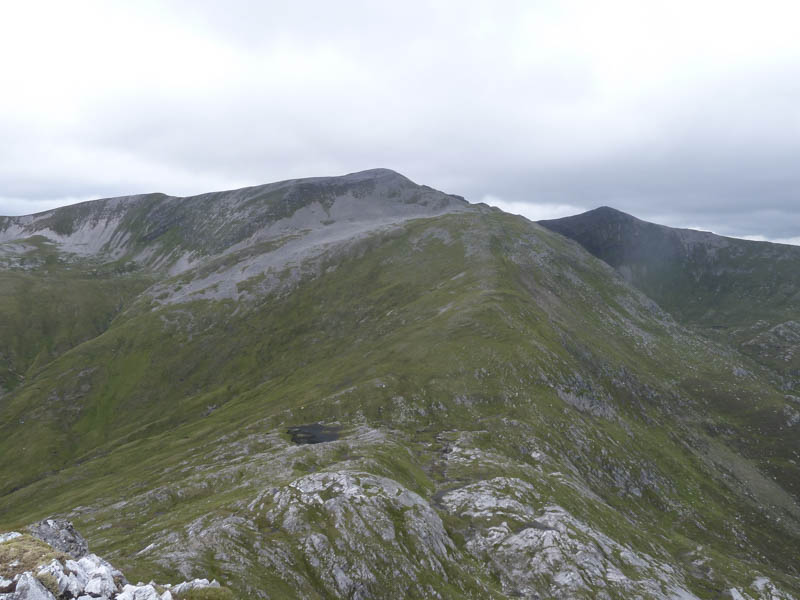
(173, 587, 237, 600)
(540, 208, 800, 375)
(0, 534, 67, 580)
(0, 211, 798, 597)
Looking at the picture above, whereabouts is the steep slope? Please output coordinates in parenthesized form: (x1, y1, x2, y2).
(0, 175, 798, 599)
(0, 168, 467, 272)
(540, 207, 800, 379)
(0, 238, 153, 397)
(0, 168, 466, 402)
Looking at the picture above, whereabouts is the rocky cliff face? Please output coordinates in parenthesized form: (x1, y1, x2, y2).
(0, 172, 798, 598)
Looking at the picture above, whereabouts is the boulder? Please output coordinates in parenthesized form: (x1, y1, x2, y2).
(37, 560, 72, 597)
(64, 560, 90, 594)
(84, 570, 115, 597)
(26, 520, 88, 559)
(14, 573, 56, 600)
(0, 576, 14, 593)
(117, 584, 172, 600)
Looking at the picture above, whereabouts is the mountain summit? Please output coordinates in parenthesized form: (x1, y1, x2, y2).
(1, 176, 799, 599)
(541, 207, 800, 376)
(540, 206, 735, 269)
(0, 168, 468, 265)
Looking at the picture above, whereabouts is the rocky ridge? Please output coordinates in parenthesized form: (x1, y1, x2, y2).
(0, 520, 226, 600)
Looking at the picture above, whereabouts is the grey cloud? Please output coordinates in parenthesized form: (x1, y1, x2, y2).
(1, 1, 799, 242)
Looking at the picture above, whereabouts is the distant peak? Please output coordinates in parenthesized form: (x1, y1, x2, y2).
(586, 206, 635, 219)
(538, 205, 636, 226)
(338, 168, 411, 183)
(346, 168, 402, 177)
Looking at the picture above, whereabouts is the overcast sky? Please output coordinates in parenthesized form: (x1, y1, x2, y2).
(1, 1, 799, 241)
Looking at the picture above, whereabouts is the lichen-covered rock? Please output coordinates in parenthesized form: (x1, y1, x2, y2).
(83, 567, 116, 597)
(442, 478, 699, 599)
(27, 520, 88, 559)
(263, 470, 459, 598)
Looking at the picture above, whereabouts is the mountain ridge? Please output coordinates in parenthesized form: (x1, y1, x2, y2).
(0, 168, 469, 266)
(540, 206, 800, 379)
(0, 173, 798, 598)
(545, 204, 799, 248)
(0, 168, 421, 221)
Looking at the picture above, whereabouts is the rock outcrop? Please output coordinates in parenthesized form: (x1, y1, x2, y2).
(27, 521, 88, 560)
(0, 521, 225, 600)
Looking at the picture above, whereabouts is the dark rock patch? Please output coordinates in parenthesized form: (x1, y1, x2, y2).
(27, 518, 88, 558)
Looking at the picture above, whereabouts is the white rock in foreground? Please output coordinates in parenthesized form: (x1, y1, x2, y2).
(13, 573, 56, 600)
(1, 521, 223, 600)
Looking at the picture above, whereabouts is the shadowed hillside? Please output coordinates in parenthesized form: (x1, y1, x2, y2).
(541, 206, 800, 381)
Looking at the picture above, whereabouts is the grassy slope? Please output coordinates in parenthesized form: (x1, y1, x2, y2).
(0, 238, 153, 396)
(540, 208, 800, 377)
(0, 211, 798, 597)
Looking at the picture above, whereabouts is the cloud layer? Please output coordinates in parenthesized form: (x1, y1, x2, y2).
(1, 0, 799, 239)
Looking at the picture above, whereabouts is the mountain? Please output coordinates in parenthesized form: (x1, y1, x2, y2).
(539, 206, 800, 379)
(0, 169, 466, 395)
(0, 172, 799, 599)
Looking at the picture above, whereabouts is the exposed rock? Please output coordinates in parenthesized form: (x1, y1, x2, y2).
(557, 387, 616, 420)
(442, 478, 699, 599)
(37, 560, 85, 598)
(116, 584, 170, 600)
(169, 579, 219, 595)
(738, 576, 799, 600)
(81, 563, 117, 598)
(13, 573, 55, 600)
(0, 525, 220, 600)
(0, 577, 14, 593)
(27, 520, 88, 559)
(262, 470, 459, 598)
